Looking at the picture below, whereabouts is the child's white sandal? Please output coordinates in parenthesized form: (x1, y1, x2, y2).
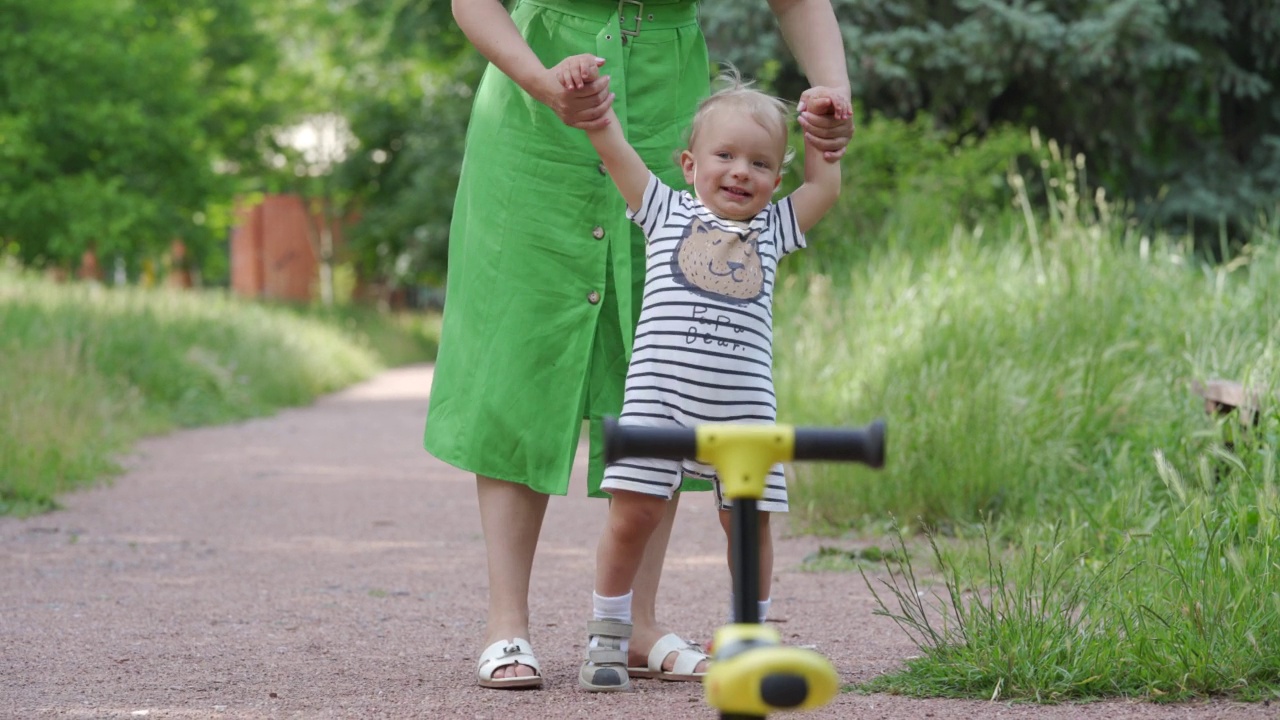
(578, 619, 633, 692)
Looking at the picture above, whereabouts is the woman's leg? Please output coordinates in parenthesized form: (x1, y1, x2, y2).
(477, 474, 550, 679)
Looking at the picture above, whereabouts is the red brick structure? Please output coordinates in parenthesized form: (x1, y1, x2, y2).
(230, 194, 345, 302)
(77, 250, 101, 281)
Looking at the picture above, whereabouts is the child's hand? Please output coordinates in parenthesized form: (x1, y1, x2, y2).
(538, 55, 613, 130)
(798, 87, 852, 122)
(554, 54, 606, 91)
(797, 86, 854, 162)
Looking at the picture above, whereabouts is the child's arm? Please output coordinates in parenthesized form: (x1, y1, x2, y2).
(586, 111, 650, 213)
(557, 54, 650, 212)
(786, 87, 852, 233)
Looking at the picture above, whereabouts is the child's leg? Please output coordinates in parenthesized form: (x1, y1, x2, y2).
(627, 492, 711, 676)
(597, 489, 670, 596)
(629, 492, 677, 653)
(581, 489, 669, 691)
(718, 507, 775, 622)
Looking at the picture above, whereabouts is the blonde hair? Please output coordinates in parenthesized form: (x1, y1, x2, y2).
(683, 66, 795, 168)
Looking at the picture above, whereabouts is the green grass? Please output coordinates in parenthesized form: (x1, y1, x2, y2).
(859, 458, 1280, 702)
(799, 543, 907, 571)
(0, 270, 437, 515)
(774, 140, 1280, 701)
(779, 179, 1279, 533)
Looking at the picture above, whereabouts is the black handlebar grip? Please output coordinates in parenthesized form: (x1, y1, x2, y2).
(792, 419, 886, 468)
(603, 416, 698, 464)
(604, 416, 887, 468)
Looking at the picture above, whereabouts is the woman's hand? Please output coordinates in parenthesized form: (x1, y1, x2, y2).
(532, 54, 615, 131)
(797, 86, 854, 161)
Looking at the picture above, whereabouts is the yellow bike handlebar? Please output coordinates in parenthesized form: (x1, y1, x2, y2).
(602, 416, 886, 717)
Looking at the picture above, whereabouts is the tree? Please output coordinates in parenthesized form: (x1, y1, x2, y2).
(332, 0, 480, 294)
(0, 0, 212, 271)
(0, 0, 289, 278)
(272, 113, 358, 305)
(701, 0, 1280, 244)
(262, 0, 478, 296)
(336, 58, 482, 294)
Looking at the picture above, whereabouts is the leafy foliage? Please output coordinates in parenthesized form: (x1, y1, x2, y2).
(337, 62, 481, 289)
(330, 0, 482, 289)
(705, 0, 1280, 246)
(0, 0, 286, 275)
(258, 0, 477, 292)
(782, 112, 1031, 271)
(7, 0, 1276, 283)
(1, 0, 205, 269)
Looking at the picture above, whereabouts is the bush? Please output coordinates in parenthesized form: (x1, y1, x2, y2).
(785, 111, 1031, 271)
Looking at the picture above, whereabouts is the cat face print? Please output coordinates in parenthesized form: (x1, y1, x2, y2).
(671, 217, 764, 303)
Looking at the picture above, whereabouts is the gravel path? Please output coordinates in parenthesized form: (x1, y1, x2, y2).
(2, 365, 1273, 719)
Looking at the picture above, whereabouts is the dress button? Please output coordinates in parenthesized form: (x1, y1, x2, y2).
(592, 226, 605, 240)
(597, 162, 607, 176)
(587, 290, 601, 305)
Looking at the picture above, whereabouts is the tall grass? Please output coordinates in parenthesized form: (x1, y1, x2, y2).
(0, 271, 437, 515)
(778, 141, 1279, 533)
(774, 134, 1280, 700)
(862, 442, 1280, 701)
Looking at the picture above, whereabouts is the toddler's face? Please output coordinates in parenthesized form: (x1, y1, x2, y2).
(681, 107, 784, 221)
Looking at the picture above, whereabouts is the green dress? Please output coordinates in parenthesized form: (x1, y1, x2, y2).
(424, 0, 713, 496)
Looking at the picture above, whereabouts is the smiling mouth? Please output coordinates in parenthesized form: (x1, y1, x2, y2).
(708, 261, 746, 281)
(721, 186, 751, 200)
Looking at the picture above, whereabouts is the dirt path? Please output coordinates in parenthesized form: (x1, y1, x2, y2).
(1, 365, 1272, 719)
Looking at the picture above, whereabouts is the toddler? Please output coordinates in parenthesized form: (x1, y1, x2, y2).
(562, 59, 850, 692)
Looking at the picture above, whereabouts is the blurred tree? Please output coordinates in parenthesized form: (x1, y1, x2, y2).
(0, 0, 287, 279)
(702, 0, 1280, 245)
(258, 0, 477, 302)
(136, 0, 287, 177)
(155, 0, 292, 282)
(332, 0, 479, 297)
(0, 0, 210, 273)
(334, 67, 479, 298)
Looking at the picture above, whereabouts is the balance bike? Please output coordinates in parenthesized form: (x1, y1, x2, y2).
(604, 416, 887, 719)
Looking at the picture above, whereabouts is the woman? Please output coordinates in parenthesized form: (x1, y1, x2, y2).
(425, 0, 854, 689)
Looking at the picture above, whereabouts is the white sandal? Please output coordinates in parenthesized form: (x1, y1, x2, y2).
(476, 637, 543, 689)
(627, 633, 709, 681)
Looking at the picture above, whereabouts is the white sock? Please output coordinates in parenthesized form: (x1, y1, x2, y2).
(727, 595, 773, 623)
(591, 591, 632, 653)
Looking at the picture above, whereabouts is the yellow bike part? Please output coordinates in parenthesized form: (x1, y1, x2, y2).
(694, 424, 795, 500)
(705, 624, 840, 715)
(601, 415, 885, 717)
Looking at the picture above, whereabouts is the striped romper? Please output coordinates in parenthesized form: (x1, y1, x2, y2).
(601, 173, 805, 512)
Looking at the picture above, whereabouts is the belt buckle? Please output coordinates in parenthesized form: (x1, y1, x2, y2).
(618, 0, 643, 37)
